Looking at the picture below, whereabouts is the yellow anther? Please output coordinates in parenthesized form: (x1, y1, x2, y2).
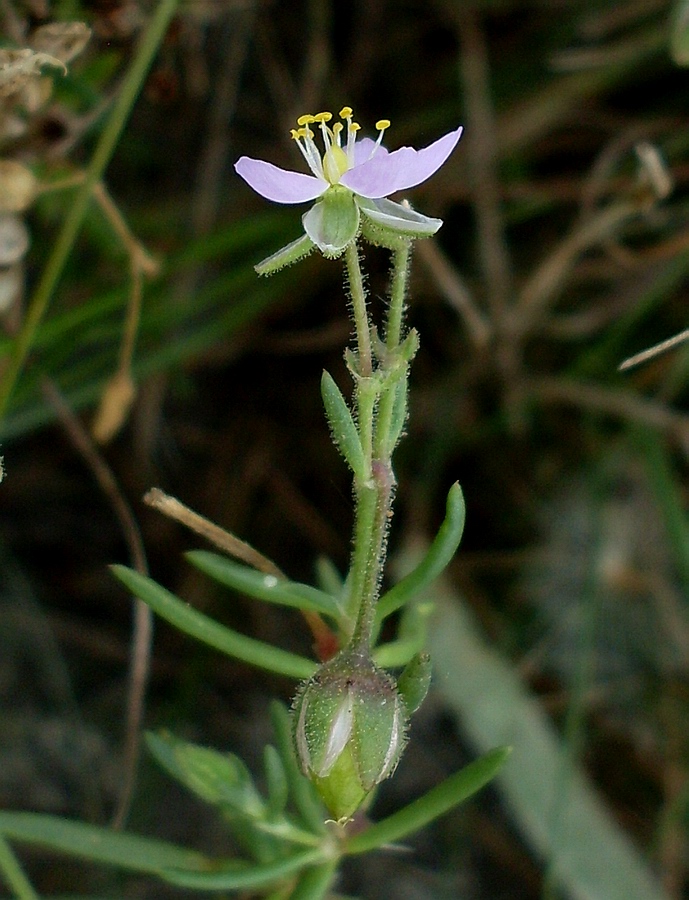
(350, 123, 361, 132)
(313, 111, 333, 122)
(290, 129, 300, 140)
(375, 119, 391, 131)
(333, 122, 344, 135)
(339, 106, 353, 119)
(297, 114, 315, 126)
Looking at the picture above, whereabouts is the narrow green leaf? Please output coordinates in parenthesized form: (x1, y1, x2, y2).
(264, 745, 289, 817)
(0, 811, 209, 874)
(289, 860, 339, 900)
(321, 370, 366, 480)
(269, 702, 326, 835)
(111, 565, 316, 679)
(388, 376, 409, 452)
(376, 482, 465, 622)
(397, 652, 432, 715)
(159, 847, 325, 889)
(146, 731, 264, 816)
(186, 551, 342, 620)
(345, 747, 510, 855)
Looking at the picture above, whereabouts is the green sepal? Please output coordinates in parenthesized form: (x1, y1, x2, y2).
(358, 197, 442, 247)
(398, 652, 432, 714)
(313, 742, 367, 821)
(292, 651, 408, 820)
(146, 730, 265, 817)
(321, 370, 367, 480)
(255, 232, 315, 276)
(303, 186, 359, 258)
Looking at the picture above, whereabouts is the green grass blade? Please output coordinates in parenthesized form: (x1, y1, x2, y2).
(186, 551, 341, 619)
(0, 833, 40, 900)
(426, 575, 668, 900)
(345, 747, 510, 855)
(111, 565, 316, 679)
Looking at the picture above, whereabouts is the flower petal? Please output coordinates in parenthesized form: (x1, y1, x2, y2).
(352, 136, 387, 167)
(234, 156, 327, 204)
(341, 125, 463, 199)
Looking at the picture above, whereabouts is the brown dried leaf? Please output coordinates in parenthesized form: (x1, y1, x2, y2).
(92, 370, 137, 444)
(30, 23, 91, 65)
(0, 49, 66, 99)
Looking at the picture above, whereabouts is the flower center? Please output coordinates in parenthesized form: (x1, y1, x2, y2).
(290, 107, 390, 185)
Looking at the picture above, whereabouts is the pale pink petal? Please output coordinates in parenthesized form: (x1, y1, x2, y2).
(352, 137, 387, 167)
(235, 156, 327, 204)
(341, 125, 463, 199)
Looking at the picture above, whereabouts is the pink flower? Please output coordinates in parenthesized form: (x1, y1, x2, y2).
(234, 108, 462, 263)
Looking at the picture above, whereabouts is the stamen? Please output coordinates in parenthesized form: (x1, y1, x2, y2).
(339, 106, 353, 119)
(313, 111, 333, 123)
(346, 122, 360, 161)
(374, 119, 391, 154)
(297, 114, 315, 126)
(332, 121, 344, 147)
(291, 124, 323, 177)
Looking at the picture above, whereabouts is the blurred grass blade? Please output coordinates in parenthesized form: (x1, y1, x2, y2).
(0, 833, 39, 900)
(186, 551, 342, 619)
(345, 747, 509, 855)
(0, 812, 209, 874)
(159, 848, 325, 889)
(671, 0, 689, 65)
(426, 575, 668, 900)
(111, 565, 316, 679)
(376, 482, 465, 623)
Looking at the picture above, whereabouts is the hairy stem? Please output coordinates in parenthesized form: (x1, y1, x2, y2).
(345, 241, 413, 652)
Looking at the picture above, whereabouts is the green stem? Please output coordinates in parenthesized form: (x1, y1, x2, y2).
(0, 834, 40, 900)
(0, 0, 180, 420)
(345, 242, 372, 377)
(344, 241, 412, 652)
(374, 241, 411, 459)
(386, 241, 411, 350)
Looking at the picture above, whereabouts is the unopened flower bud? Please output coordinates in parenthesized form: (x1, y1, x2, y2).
(292, 650, 408, 821)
